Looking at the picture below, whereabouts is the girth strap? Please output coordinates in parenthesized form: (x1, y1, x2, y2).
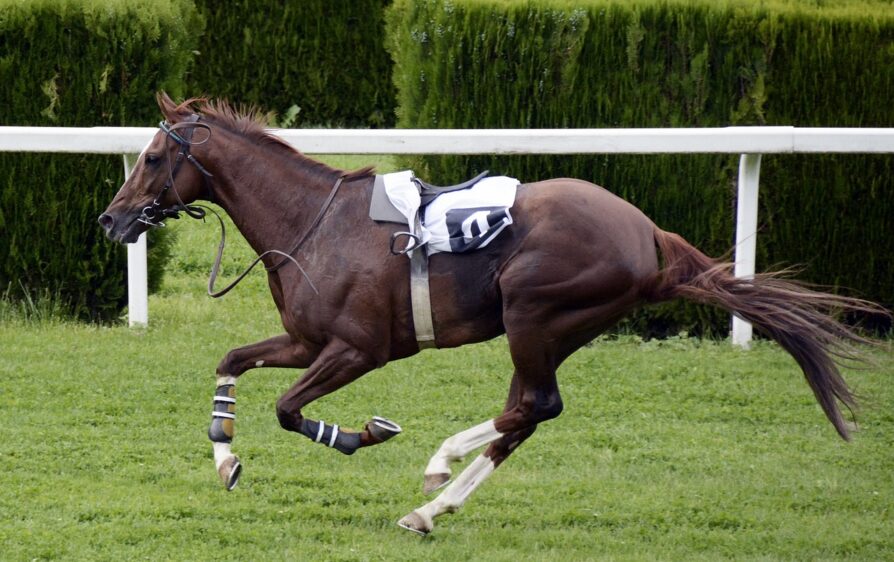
(410, 216, 436, 349)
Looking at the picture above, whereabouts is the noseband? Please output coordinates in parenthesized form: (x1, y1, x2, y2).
(138, 115, 214, 227)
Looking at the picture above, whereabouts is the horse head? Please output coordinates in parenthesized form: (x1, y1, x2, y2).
(99, 92, 212, 243)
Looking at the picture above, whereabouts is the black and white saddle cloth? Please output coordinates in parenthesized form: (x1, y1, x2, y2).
(369, 170, 519, 256)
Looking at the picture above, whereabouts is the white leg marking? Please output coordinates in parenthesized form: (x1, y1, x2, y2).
(255, 360, 265, 368)
(212, 441, 234, 470)
(217, 375, 237, 386)
(425, 419, 502, 478)
(416, 454, 496, 525)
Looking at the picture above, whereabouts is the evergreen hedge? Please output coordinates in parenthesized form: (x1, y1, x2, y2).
(0, 0, 201, 321)
(387, 0, 894, 335)
(188, 0, 395, 127)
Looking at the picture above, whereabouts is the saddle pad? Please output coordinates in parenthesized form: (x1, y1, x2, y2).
(423, 176, 518, 255)
(375, 170, 518, 256)
(369, 174, 407, 224)
(380, 170, 432, 253)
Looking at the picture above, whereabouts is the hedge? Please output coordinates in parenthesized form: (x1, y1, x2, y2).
(0, 0, 200, 321)
(188, 0, 395, 128)
(386, 0, 894, 336)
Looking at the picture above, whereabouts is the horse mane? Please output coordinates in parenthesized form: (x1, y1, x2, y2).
(159, 93, 375, 182)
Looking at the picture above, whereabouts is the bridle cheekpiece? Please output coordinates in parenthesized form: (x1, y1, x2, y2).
(138, 115, 214, 227)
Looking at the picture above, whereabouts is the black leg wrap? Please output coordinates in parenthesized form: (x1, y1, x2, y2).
(299, 418, 361, 455)
(208, 384, 236, 443)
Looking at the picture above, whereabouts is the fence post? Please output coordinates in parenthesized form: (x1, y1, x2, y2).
(732, 153, 762, 348)
(122, 153, 148, 327)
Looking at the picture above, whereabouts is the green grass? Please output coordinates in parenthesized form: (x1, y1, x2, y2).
(1, 155, 892, 561)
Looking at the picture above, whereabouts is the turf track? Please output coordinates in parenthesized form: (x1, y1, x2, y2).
(1, 156, 891, 561)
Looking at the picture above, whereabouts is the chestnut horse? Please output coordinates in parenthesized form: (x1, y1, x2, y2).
(100, 94, 881, 535)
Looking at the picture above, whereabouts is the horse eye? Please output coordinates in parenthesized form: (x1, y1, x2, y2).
(145, 154, 160, 165)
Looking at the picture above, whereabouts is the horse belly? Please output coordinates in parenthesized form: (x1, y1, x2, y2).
(426, 247, 508, 348)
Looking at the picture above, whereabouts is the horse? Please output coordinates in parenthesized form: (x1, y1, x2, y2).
(99, 93, 883, 536)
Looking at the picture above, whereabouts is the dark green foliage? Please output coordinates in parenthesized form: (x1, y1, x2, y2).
(387, 0, 894, 336)
(0, 0, 200, 321)
(188, 0, 395, 128)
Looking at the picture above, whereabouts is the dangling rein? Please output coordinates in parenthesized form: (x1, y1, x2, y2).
(144, 117, 347, 298)
(201, 174, 347, 298)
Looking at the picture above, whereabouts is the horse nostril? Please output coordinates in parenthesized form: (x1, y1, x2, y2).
(98, 213, 115, 231)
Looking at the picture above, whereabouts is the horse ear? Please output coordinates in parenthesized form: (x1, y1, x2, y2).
(156, 91, 183, 123)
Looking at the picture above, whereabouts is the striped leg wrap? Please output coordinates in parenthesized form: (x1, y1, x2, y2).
(208, 384, 236, 443)
(300, 418, 361, 456)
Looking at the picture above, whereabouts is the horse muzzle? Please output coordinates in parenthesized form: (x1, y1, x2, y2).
(98, 209, 147, 244)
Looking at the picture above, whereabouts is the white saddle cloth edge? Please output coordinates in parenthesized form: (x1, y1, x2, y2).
(382, 170, 430, 257)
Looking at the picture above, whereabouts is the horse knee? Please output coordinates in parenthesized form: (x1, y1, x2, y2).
(216, 350, 242, 377)
(275, 398, 301, 432)
(216, 345, 265, 378)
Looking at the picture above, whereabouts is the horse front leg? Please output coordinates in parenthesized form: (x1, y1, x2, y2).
(275, 338, 403, 455)
(210, 334, 315, 490)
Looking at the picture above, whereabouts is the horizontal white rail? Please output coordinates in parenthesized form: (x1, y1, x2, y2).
(2, 126, 894, 154)
(1, 126, 891, 344)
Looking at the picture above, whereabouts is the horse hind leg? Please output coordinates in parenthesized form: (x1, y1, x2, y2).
(398, 453, 498, 536)
(400, 351, 563, 535)
(399, 257, 626, 534)
(417, 370, 524, 494)
(420, 418, 504, 494)
(398, 423, 538, 536)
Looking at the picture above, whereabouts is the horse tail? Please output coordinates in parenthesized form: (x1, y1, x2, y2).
(645, 227, 888, 440)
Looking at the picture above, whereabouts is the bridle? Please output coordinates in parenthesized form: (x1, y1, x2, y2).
(138, 115, 213, 227)
(137, 115, 349, 298)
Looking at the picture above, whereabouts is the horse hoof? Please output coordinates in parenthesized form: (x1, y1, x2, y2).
(218, 456, 242, 491)
(397, 511, 432, 536)
(423, 472, 450, 495)
(367, 416, 402, 444)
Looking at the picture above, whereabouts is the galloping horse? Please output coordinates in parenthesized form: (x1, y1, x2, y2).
(100, 94, 881, 535)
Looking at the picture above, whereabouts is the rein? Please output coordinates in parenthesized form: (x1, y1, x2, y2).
(141, 116, 348, 298)
(204, 175, 346, 297)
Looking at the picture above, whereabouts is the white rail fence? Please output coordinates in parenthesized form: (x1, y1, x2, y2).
(2, 126, 893, 347)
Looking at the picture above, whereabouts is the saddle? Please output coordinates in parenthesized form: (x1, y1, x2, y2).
(417, 170, 490, 206)
(369, 170, 491, 224)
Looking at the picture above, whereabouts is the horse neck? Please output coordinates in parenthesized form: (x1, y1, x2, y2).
(201, 130, 343, 258)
